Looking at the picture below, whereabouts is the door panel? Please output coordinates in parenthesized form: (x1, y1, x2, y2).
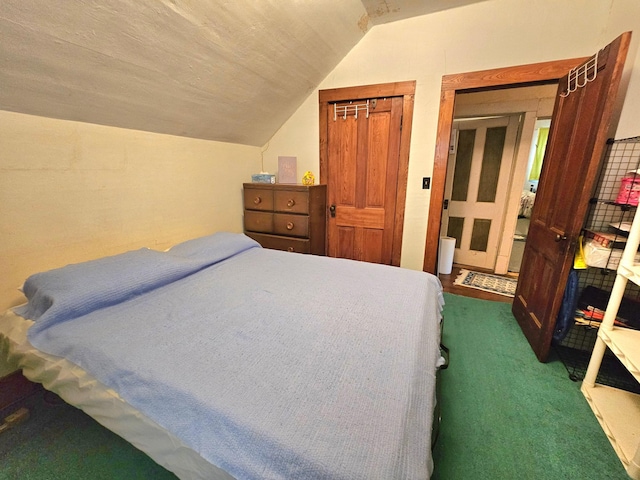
(336, 227, 354, 259)
(326, 96, 403, 263)
(442, 115, 520, 270)
(512, 32, 631, 362)
(469, 218, 491, 251)
(363, 229, 384, 264)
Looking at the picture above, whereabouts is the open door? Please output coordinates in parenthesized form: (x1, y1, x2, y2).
(512, 32, 631, 362)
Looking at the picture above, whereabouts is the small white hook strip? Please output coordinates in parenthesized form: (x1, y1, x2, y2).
(560, 51, 599, 98)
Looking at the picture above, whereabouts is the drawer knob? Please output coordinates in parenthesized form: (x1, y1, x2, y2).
(287, 199, 296, 207)
(287, 247, 295, 252)
(253, 196, 262, 205)
(286, 222, 294, 230)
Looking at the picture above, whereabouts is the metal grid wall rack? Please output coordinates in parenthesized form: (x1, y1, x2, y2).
(555, 136, 640, 392)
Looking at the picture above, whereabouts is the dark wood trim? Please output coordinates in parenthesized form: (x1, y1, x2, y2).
(318, 81, 416, 103)
(392, 90, 415, 266)
(422, 58, 588, 274)
(319, 81, 416, 266)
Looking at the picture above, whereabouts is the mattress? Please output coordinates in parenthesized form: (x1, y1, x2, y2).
(0, 233, 444, 479)
(0, 310, 231, 479)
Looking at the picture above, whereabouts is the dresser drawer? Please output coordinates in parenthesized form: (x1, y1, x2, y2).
(273, 213, 308, 237)
(244, 210, 273, 233)
(246, 232, 310, 253)
(274, 190, 309, 214)
(244, 187, 274, 212)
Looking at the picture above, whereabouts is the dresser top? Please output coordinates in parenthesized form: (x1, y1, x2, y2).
(243, 183, 325, 191)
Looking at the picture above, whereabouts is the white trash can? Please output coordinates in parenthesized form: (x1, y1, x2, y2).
(438, 236, 456, 275)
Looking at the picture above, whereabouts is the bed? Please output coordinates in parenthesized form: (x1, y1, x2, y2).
(519, 190, 536, 218)
(0, 232, 445, 480)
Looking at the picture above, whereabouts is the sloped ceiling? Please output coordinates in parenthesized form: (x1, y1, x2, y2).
(0, 0, 486, 146)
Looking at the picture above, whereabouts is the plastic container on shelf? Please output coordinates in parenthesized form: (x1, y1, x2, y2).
(616, 170, 640, 206)
(582, 238, 640, 270)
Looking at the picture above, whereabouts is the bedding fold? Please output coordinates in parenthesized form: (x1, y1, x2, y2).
(19, 233, 259, 338)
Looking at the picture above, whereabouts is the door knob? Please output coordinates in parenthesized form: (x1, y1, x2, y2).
(329, 205, 336, 218)
(555, 234, 568, 242)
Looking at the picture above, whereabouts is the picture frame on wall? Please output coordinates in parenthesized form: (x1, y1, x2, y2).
(278, 156, 297, 184)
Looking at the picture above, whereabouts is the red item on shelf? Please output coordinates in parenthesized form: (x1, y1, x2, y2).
(615, 171, 640, 206)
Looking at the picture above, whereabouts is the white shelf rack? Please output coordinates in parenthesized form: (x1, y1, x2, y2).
(583, 201, 640, 479)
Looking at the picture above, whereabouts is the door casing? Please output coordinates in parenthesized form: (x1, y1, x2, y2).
(422, 58, 588, 274)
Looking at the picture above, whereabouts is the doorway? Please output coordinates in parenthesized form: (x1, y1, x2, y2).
(444, 85, 557, 274)
(428, 33, 632, 363)
(422, 57, 587, 275)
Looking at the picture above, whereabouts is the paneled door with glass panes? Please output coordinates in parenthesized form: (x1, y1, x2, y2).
(442, 115, 520, 270)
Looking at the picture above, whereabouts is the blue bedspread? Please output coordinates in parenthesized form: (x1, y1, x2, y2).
(20, 233, 444, 480)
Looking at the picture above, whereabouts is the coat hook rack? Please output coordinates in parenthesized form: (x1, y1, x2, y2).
(561, 51, 599, 97)
(333, 100, 370, 120)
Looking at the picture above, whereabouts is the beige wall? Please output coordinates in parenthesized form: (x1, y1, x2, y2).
(1, 111, 260, 314)
(263, 0, 640, 271)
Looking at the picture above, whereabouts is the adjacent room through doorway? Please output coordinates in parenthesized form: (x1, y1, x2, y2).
(440, 85, 557, 277)
(508, 118, 551, 273)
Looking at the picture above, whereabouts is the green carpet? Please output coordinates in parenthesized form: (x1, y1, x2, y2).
(0, 293, 629, 479)
(432, 293, 628, 479)
(0, 392, 176, 480)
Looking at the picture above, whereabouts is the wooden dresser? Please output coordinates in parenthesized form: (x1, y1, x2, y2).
(243, 183, 327, 255)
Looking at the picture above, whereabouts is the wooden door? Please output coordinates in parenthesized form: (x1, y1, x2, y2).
(326, 96, 401, 263)
(443, 115, 520, 270)
(512, 32, 631, 362)
(319, 82, 416, 265)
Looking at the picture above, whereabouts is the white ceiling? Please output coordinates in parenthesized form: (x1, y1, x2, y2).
(0, 0, 486, 146)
